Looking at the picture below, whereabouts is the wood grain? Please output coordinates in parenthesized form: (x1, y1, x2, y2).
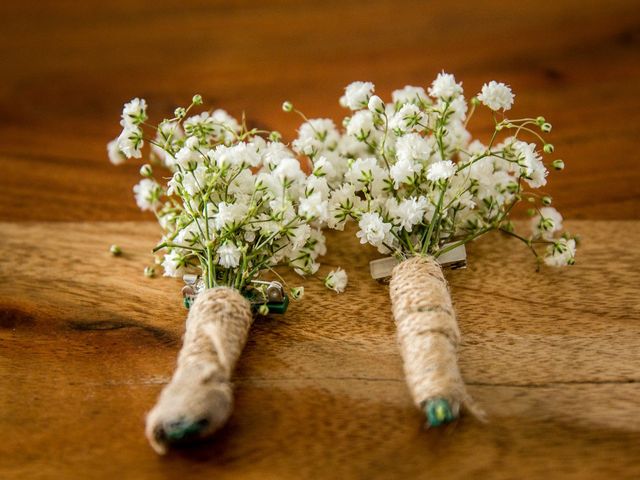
(0, 0, 639, 478)
(0, 0, 639, 221)
(1, 220, 639, 479)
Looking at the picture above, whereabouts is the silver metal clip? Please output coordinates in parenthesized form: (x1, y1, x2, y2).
(369, 243, 467, 280)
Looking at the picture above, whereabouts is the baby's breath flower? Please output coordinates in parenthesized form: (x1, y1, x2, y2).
(139, 164, 153, 177)
(133, 179, 162, 211)
(290, 286, 304, 300)
(368, 95, 385, 114)
(314, 76, 576, 267)
(110, 244, 122, 256)
(392, 85, 428, 105)
(531, 207, 563, 239)
(117, 125, 144, 159)
(324, 268, 348, 293)
(356, 212, 392, 249)
(544, 238, 576, 266)
(477, 81, 515, 111)
(121, 98, 148, 126)
(218, 242, 241, 268)
(107, 139, 127, 165)
(427, 160, 456, 182)
(341, 81, 375, 110)
(428, 72, 463, 99)
(282, 101, 293, 112)
(144, 266, 156, 278)
(110, 95, 333, 299)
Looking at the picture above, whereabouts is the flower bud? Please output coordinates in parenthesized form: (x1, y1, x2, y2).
(269, 131, 282, 142)
(290, 286, 304, 300)
(367, 95, 385, 114)
(526, 208, 536, 217)
(543, 144, 554, 154)
(174, 107, 186, 118)
(139, 164, 153, 177)
(536, 116, 546, 126)
(192, 94, 203, 105)
(258, 304, 270, 316)
(471, 96, 481, 106)
(541, 122, 552, 133)
(282, 101, 293, 112)
(552, 159, 565, 170)
(542, 196, 552, 205)
(110, 244, 122, 256)
(144, 266, 156, 278)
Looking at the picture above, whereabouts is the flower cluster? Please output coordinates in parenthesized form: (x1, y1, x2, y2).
(108, 95, 333, 303)
(288, 73, 577, 267)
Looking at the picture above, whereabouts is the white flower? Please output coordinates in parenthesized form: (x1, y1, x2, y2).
(356, 212, 392, 248)
(532, 207, 563, 239)
(228, 168, 256, 196)
(229, 142, 261, 168)
(346, 110, 375, 139)
(211, 109, 241, 142)
(345, 157, 387, 195)
(387, 196, 429, 232)
(328, 183, 358, 230)
(544, 238, 576, 267)
(107, 139, 126, 165)
(341, 81, 375, 110)
(448, 95, 468, 121)
(390, 158, 420, 188)
(218, 242, 241, 268)
(290, 224, 312, 250)
(478, 81, 515, 111)
(162, 251, 186, 277)
(325, 268, 348, 293)
(262, 141, 295, 169)
(292, 118, 340, 155)
(121, 98, 147, 126)
(428, 72, 463, 99)
(395, 133, 431, 164)
(427, 160, 456, 182)
(512, 140, 548, 188)
(306, 175, 330, 200)
(367, 95, 385, 113)
(133, 179, 161, 211)
(184, 110, 240, 143)
(389, 104, 425, 133)
(116, 125, 143, 159)
(214, 202, 248, 230)
(174, 146, 200, 168)
(299, 191, 329, 222)
(181, 165, 208, 196)
(391, 85, 428, 105)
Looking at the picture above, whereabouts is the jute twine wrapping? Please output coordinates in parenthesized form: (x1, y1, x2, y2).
(145, 287, 253, 454)
(389, 256, 484, 423)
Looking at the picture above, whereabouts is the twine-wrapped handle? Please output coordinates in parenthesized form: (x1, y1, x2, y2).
(389, 256, 484, 425)
(145, 287, 253, 454)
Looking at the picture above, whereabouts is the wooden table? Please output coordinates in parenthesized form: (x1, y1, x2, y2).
(0, 1, 639, 478)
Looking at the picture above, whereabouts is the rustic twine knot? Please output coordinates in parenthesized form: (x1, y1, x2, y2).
(145, 287, 253, 454)
(389, 256, 485, 426)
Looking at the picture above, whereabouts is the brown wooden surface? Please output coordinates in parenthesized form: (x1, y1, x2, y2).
(0, 0, 639, 222)
(1, 0, 640, 478)
(0, 221, 639, 479)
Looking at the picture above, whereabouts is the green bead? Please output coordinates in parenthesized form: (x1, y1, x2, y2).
(267, 295, 289, 314)
(164, 419, 208, 442)
(425, 398, 456, 427)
